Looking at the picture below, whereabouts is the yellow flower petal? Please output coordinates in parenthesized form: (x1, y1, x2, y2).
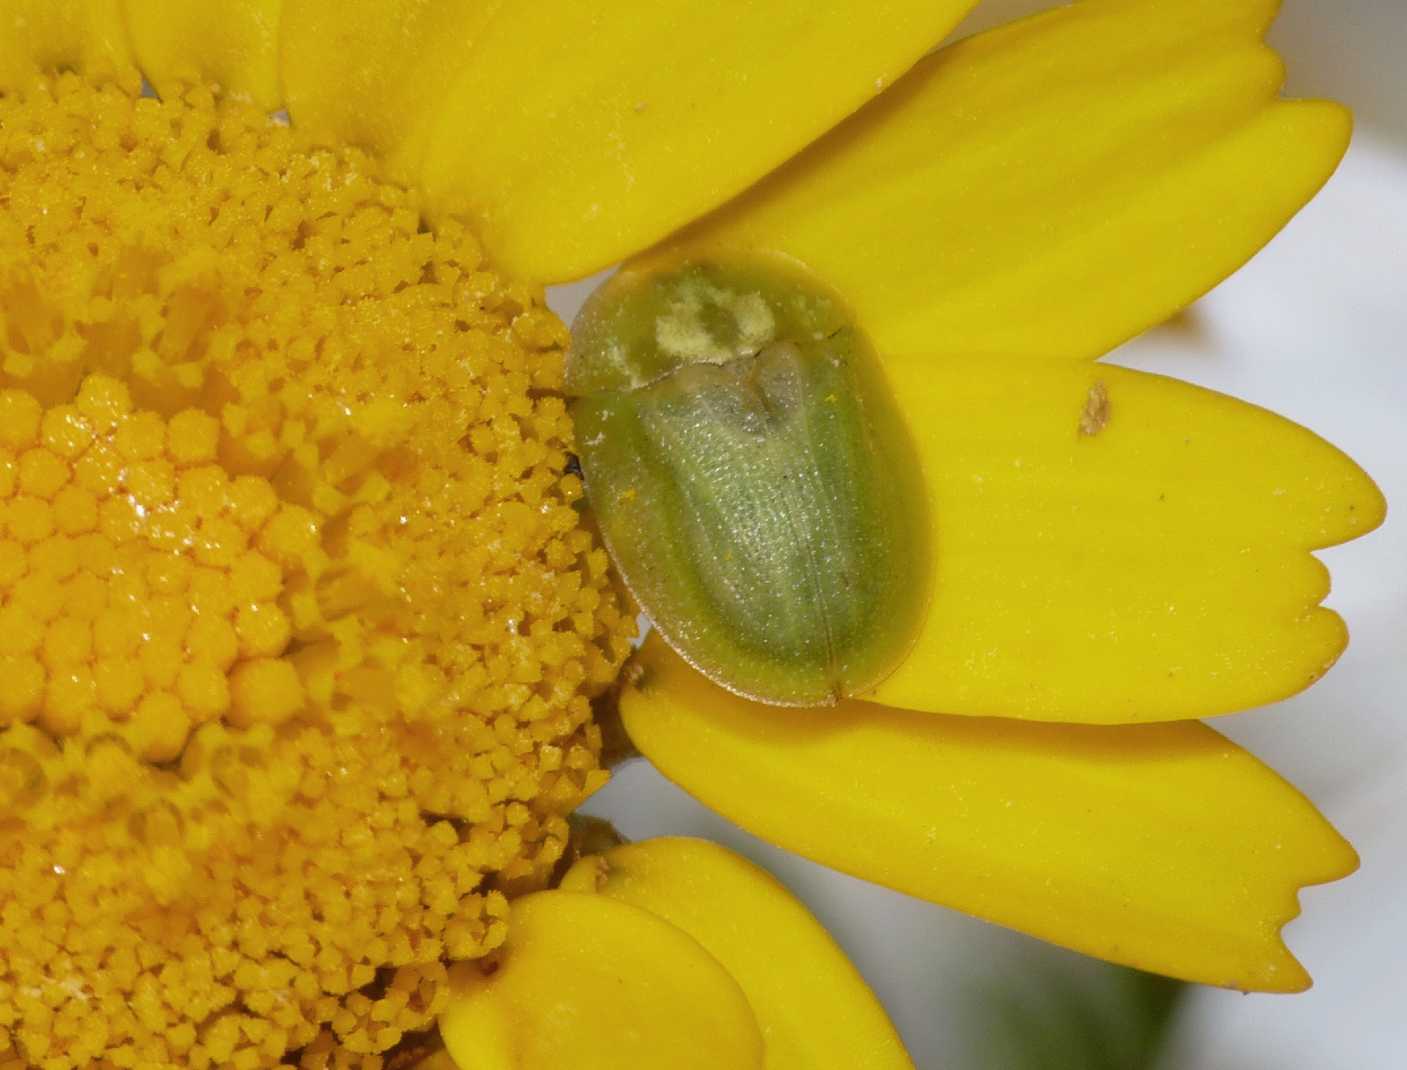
(122, 0, 283, 108)
(439, 891, 765, 1070)
(621, 636, 1358, 993)
(0, 1, 131, 89)
(658, 0, 1348, 359)
(870, 358, 1383, 722)
(417, 0, 980, 282)
(279, 0, 497, 180)
(563, 837, 914, 1070)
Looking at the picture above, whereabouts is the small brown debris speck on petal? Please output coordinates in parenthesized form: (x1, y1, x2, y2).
(1079, 380, 1111, 437)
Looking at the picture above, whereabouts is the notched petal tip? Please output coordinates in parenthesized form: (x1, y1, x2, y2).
(621, 636, 1360, 992)
(1252, 835, 1358, 994)
(656, 0, 1355, 361)
(868, 359, 1381, 723)
(1300, 429, 1387, 552)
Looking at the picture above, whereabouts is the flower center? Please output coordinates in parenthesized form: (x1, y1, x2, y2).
(0, 73, 631, 1067)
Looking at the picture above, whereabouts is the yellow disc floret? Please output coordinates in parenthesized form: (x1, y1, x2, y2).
(0, 73, 633, 1069)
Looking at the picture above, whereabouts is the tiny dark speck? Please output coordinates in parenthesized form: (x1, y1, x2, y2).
(564, 453, 583, 478)
(624, 661, 652, 693)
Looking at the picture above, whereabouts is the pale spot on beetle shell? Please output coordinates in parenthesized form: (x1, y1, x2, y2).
(655, 278, 777, 367)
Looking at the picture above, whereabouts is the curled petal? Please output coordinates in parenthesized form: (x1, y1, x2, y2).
(564, 837, 914, 1070)
(622, 636, 1358, 992)
(439, 890, 764, 1070)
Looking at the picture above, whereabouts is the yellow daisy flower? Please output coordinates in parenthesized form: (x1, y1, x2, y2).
(0, 0, 1383, 1068)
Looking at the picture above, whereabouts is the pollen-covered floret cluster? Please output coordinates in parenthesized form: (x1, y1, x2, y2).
(0, 74, 634, 1069)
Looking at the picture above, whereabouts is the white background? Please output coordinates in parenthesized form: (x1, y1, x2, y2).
(550, 3, 1407, 1066)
